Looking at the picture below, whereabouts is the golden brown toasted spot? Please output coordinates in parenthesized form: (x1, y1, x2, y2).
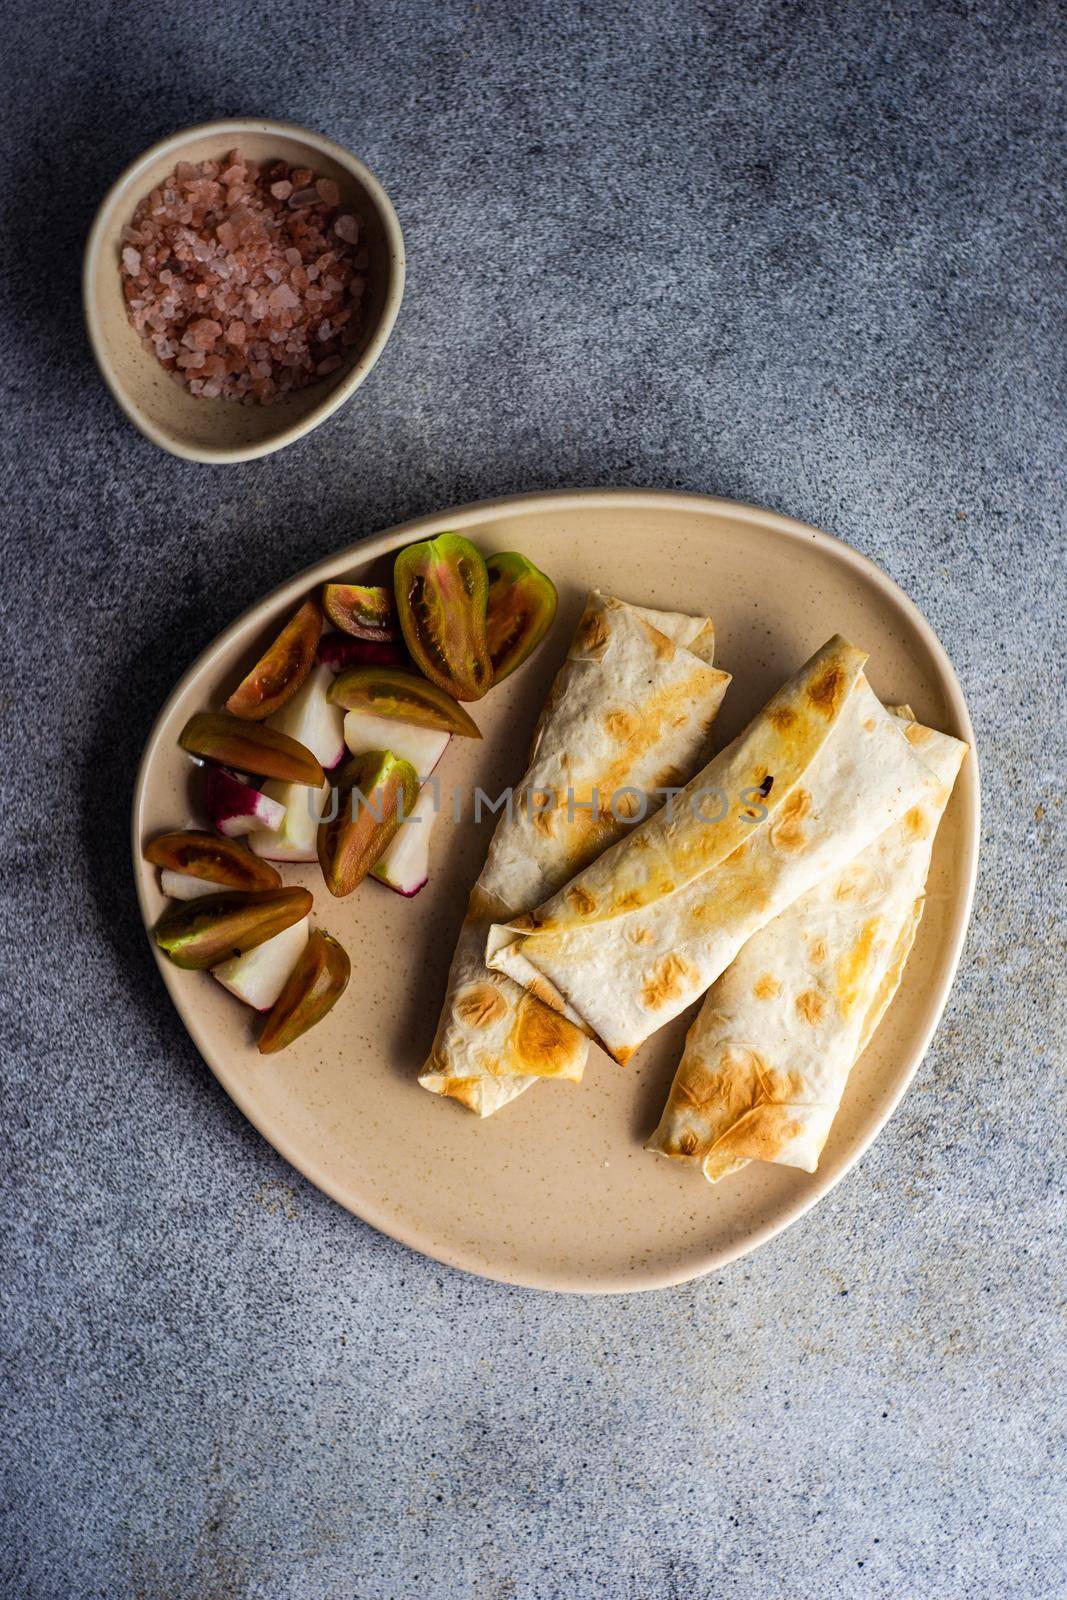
(769, 786, 812, 853)
(673, 1045, 768, 1120)
(782, 787, 812, 820)
(528, 787, 558, 836)
(753, 973, 781, 1000)
(578, 674, 719, 822)
(616, 888, 647, 912)
(627, 924, 654, 945)
(681, 844, 773, 930)
(834, 862, 886, 905)
(904, 722, 933, 746)
(808, 936, 828, 966)
(863, 717, 876, 732)
(512, 994, 582, 1074)
(670, 1061, 718, 1110)
(527, 974, 566, 1013)
(576, 608, 610, 657)
(637, 615, 677, 660)
(903, 805, 930, 840)
(768, 704, 798, 733)
(807, 662, 847, 717)
(566, 885, 598, 916)
(706, 1105, 804, 1168)
(687, 898, 715, 928)
(641, 951, 699, 1009)
(605, 709, 636, 740)
(439, 1076, 482, 1111)
(660, 1040, 816, 1167)
(456, 984, 509, 1030)
(614, 1043, 637, 1065)
(836, 917, 880, 1015)
(764, 1064, 807, 1101)
(859, 895, 923, 1052)
(795, 989, 826, 1026)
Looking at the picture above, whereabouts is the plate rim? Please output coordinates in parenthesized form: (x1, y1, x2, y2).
(131, 488, 981, 1294)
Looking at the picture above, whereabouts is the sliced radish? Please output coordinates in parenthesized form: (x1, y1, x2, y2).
(371, 785, 439, 897)
(249, 777, 332, 863)
(160, 869, 230, 901)
(343, 710, 449, 778)
(318, 633, 405, 673)
(212, 916, 309, 1010)
(266, 662, 346, 770)
(204, 766, 285, 838)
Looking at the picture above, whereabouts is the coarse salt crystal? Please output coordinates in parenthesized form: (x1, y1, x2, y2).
(118, 151, 367, 403)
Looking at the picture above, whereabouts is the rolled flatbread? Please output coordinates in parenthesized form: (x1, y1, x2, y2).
(646, 709, 967, 1180)
(419, 593, 731, 1115)
(487, 636, 950, 1065)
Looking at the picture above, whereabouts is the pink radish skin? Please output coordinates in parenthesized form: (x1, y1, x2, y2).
(203, 766, 286, 837)
(318, 633, 405, 673)
(249, 778, 332, 863)
(371, 785, 438, 897)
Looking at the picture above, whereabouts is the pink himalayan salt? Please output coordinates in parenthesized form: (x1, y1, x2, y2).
(119, 148, 366, 403)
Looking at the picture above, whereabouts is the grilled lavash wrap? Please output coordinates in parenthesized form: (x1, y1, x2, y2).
(419, 593, 731, 1115)
(646, 709, 967, 1180)
(487, 636, 950, 1065)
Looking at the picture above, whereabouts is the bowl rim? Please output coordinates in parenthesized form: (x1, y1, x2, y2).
(82, 116, 406, 465)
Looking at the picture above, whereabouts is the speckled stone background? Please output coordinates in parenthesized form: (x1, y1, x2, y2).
(2, 2, 1064, 1596)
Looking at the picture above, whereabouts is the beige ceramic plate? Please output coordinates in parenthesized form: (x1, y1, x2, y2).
(133, 491, 979, 1292)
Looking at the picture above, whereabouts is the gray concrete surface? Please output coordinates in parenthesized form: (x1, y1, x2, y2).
(2, 2, 1065, 1596)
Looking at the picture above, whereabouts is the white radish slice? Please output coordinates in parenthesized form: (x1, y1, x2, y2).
(160, 870, 231, 900)
(212, 917, 309, 1010)
(267, 662, 346, 770)
(249, 778, 332, 863)
(204, 767, 285, 837)
(343, 710, 449, 777)
(371, 785, 438, 897)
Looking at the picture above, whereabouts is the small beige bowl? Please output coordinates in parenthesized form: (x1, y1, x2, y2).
(83, 118, 405, 464)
